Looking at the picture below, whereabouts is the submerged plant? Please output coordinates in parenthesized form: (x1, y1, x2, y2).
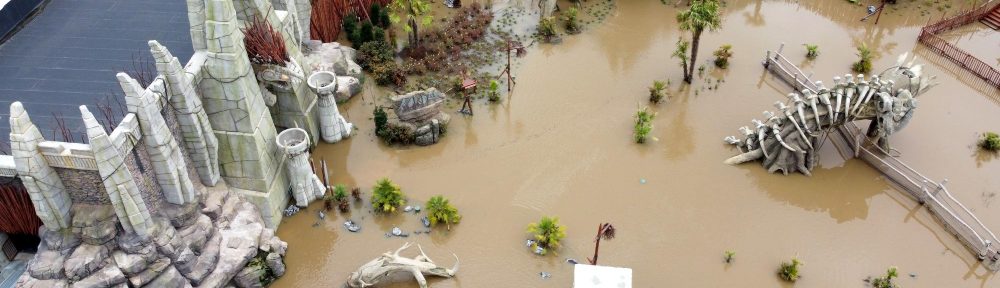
(371, 178, 406, 213)
(537, 16, 557, 40)
(724, 250, 736, 263)
(426, 195, 461, 230)
(869, 266, 899, 288)
(713, 44, 733, 69)
(634, 106, 656, 144)
(373, 106, 388, 135)
(672, 38, 690, 77)
(778, 257, 802, 282)
(979, 132, 1000, 151)
(804, 44, 819, 59)
(649, 80, 667, 104)
(852, 44, 873, 74)
(587, 223, 617, 265)
(527, 216, 567, 255)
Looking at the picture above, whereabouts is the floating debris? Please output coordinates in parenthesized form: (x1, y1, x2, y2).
(318, 211, 325, 219)
(421, 216, 431, 228)
(910, 273, 918, 278)
(344, 220, 361, 232)
(539, 272, 551, 279)
(525, 239, 536, 247)
(640, 178, 647, 184)
(534, 246, 546, 255)
(283, 205, 300, 216)
(404, 206, 414, 212)
(414, 206, 422, 213)
(392, 227, 403, 236)
(566, 258, 579, 265)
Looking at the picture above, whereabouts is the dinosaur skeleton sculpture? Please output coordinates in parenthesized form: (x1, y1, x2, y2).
(724, 53, 935, 175)
(256, 59, 306, 106)
(347, 242, 460, 288)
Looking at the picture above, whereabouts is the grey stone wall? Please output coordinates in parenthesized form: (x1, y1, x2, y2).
(162, 100, 207, 193)
(124, 144, 163, 215)
(54, 168, 108, 205)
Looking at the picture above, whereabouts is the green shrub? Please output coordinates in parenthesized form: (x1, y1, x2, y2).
(426, 195, 461, 230)
(980, 132, 1000, 151)
(373, 106, 388, 135)
(344, 13, 360, 43)
(649, 80, 666, 104)
(527, 216, 566, 255)
(538, 17, 557, 39)
(488, 80, 501, 102)
(377, 122, 414, 145)
(563, 7, 580, 33)
(713, 44, 733, 69)
(358, 41, 405, 86)
(371, 178, 406, 213)
(870, 266, 899, 288)
(804, 44, 819, 59)
(778, 258, 802, 282)
(634, 106, 655, 143)
(852, 44, 873, 73)
(333, 184, 349, 212)
(724, 250, 735, 263)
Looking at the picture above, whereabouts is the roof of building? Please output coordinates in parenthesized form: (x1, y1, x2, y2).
(0, 0, 193, 147)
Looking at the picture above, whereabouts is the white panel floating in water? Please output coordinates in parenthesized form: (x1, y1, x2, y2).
(573, 264, 632, 288)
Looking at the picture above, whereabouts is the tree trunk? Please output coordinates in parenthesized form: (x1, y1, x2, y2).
(409, 18, 419, 46)
(686, 29, 703, 84)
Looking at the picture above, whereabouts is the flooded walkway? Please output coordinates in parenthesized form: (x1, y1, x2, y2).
(274, 1, 1000, 287)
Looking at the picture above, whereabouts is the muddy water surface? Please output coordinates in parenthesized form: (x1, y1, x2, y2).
(273, 1, 1000, 287)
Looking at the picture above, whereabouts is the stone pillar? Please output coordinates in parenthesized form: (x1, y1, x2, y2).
(81, 106, 153, 239)
(197, 0, 289, 227)
(292, 0, 312, 43)
(307, 71, 353, 143)
(275, 128, 323, 207)
(149, 40, 220, 186)
(234, 0, 321, 143)
(187, 0, 207, 51)
(8, 102, 72, 231)
(118, 73, 199, 205)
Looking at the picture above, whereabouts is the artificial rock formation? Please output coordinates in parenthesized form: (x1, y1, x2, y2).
(8, 102, 72, 230)
(307, 70, 354, 143)
(724, 56, 933, 175)
(347, 243, 459, 288)
(276, 128, 324, 207)
(389, 88, 451, 146)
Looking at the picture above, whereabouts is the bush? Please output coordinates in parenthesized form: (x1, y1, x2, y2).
(649, 80, 666, 104)
(804, 44, 819, 59)
(371, 178, 406, 213)
(373, 106, 388, 134)
(333, 184, 349, 212)
(538, 17, 557, 39)
(778, 258, 802, 282)
(358, 41, 406, 86)
(488, 80, 501, 102)
(527, 216, 566, 255)
(724, 250, 735, 263)
(358, 22, 375, 45)
(344, 13, 360, 43)
(426, 195, 461, 230)
(377, 122, 414, 145)
(713, 44, 733, 69)
(852, 44, 873, 73)
(634, 106, 655, 143)
(870, 266, 899, 288)
(563, 7, 580, 33)
(980, 132, 1000, 151)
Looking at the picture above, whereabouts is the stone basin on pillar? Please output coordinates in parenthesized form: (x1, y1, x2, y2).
(307, 71, 354, 143)
(276, 128, 324, 207)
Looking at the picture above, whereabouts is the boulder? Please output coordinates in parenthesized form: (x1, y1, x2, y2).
(28, 249, 66, 280)
(111, 248, 156, 276)
(335, 76, 361, 102)
(177, 214, 213, 253)
(71, 264, 126, 288)
(144, 266, 188, 288)
(128, 258, 171, 287)
(391, 88, 446, 122)
(15, 274, 69, 288)
(40, 227, 80, 252)
(265, 252, 285, 277)
(63, 244, 109, 280)
(178, 231, 221, 285)
(233, 265, 265, 288)
(302, 41, 362, 79)
(72, 205, 119, 245)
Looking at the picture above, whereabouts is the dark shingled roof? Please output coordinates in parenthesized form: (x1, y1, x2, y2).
(0, 0, 193, 146)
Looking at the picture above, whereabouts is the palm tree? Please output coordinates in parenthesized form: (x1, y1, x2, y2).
(388, 0, 433, 47)
(426, 195, 461, 230)
(675, 0, 722, 83)
(371, 178, 406, 213)
(587, 223, 617, 265)
(527, 216, 567, 252)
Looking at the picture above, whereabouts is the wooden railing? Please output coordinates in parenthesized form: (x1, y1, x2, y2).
(763, 43, 819, 93)
(917, 0, 1000, 88)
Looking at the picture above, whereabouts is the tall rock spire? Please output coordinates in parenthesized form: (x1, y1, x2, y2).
(149, 40, 220, 186)
(119, 73, 198, 205)
(9, 102, 72, 230)
(81, 106, 153, 238)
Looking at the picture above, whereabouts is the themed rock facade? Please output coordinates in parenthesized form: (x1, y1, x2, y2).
(390, 88, 451, 146)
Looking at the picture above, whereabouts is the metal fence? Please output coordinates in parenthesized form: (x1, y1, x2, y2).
(763, 43, 820, 93)
(917, 0, 1000, 88)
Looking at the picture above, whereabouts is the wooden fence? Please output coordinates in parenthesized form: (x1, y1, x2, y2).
(917, 0, 1000, 88)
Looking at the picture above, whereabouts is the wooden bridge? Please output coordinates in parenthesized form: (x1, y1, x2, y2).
(762, 47, 1000, 271)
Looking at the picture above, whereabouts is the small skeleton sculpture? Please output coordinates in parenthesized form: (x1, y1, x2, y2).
(347, 242, 459, 288)
(724, 53, 935, 175)
(256, 59, 306, 106)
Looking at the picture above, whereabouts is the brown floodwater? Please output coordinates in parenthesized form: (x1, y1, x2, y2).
(273, 1, 1000, 287)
